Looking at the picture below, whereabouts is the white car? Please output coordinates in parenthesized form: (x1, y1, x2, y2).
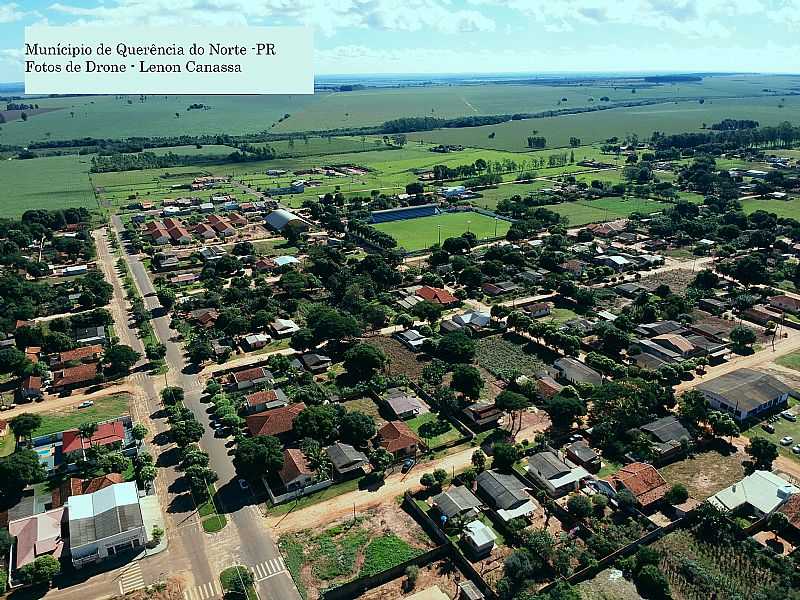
(781, 411, 797, 422)
(78, 400, 94, 409)
(793, 445, 800, 455)
(780, 436, 794, 446)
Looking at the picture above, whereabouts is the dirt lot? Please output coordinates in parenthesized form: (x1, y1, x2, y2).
(512, 407, 552, 443)
(359, 559, 460, 600)
(659, 447, 746, 500)
(280, 504, 436, 600)
(638, 268, 696, 294)
(343, 396, 387, 428)
(370, 336, 428, 379)
(578, 568, 643, 600)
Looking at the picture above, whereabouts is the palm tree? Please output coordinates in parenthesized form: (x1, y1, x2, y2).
(78, 422, 98, 461)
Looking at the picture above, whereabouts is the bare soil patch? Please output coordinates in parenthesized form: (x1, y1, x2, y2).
(370, 335, 428, 379)
(659, 448, 746, 500)
(638, 268, 695, 294)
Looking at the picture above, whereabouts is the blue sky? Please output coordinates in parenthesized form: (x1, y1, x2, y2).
(2, 0, 799, 81)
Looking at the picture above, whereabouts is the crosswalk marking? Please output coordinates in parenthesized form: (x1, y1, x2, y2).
(118, 562, 145, 595)
(183, 580, 222, 600)
(252, 557, 287, 581)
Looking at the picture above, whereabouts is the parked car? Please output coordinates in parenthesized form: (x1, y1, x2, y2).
(793, 445, 800, 455)
(762, 423, 775, 433)
(781, 411, 797, 422)
(401, 458, 415, 473)
(780, 436, 794, 446)
(78, 400, 94, 409)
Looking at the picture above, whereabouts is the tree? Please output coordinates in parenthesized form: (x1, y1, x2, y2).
(103, 344, 141, 376)
(233, 436, 284, 480)
(411, 300, 443, 324)
(294, 405, 339, 444)
(0, 347, 29, 374)
(730, 325, 757, 352)
(492, 442, 520, 472)
(161, 386, 185, 405)
(339, 411, 376, 447)
(433, 468, 448, 486)
(343, 343, 386, 381)
(451, 363, 483, 400)
(9, 413, 42, 444)
(566, 494, 592, 519)
(17, 554, 60, 586)
(665, 483, 689, 505)
(496, 390, 530, 436)
(171, 419, 204, 447)
(187, 337, 214, 364)
(0, 529, 13, 556)
(471, 449, 487, 471)
(0, 449, 46, 502)
(420, 472, 436, 489)
(437, 331, 476, 363)
(709, 410, 739, 438)
(290, 328, 316, 352)
(746, 436, 779, 471)
(678, 390, 709, 426)
(692, 269, 719, 290)
(545, 392, 585, 431)
(404, 565, 419, 591)
(635, 564, 671, 600)
(370, 448, 394, 478)
(78, 421, 98, 460)
(157, 288, 176, 309)
(131, 423, 148, 442)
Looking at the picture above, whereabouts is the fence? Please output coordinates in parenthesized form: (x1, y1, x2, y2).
(264, 477, 334, 505)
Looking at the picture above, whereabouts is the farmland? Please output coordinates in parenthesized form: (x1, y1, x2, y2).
(2, 75, 799, 147)
(653, 528, 789, 600)
(475, 335, 549, 381)
(0, 154, 97, 217)
(372, 211, 510, 251)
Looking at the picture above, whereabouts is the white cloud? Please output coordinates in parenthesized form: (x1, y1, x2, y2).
(0, 2, 31, 23)
(46, 0, 495, 34)
(491, 0, 764, 38)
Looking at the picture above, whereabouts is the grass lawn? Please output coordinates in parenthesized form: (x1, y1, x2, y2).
(0, 433, 16, 457)
(741, 197, 800, 219)
(357, 534, 422, 578)
(776, 350, 800, 371)
(373, 211, 510, 252)
(202, 514, 227, 533)
(543, 307, 581, 324)
(742, 397, 800, 463)
(596, 460, 623, 479)
(219, 566, 257, 600)
(550, 197, 667, 227)
(32, 394, 130, 437)
(406, 413, 461, 447)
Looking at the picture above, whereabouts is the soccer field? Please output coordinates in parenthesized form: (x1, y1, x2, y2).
(373, 211, 511, 251)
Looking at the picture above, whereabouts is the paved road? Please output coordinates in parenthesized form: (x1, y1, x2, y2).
(111, 216, 301, 600)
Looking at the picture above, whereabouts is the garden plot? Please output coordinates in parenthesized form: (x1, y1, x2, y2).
(476, 335, 550, 381)
(358, 558, 462, 600)
(369, 336, 427, 379)
(279, 504, 435, 600)
(653, 528, 784, 600)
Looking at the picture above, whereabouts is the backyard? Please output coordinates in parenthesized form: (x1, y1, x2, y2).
(406, 412, 462, 447)
(278, 505, 433, 600)
(659, 447, 746, 500)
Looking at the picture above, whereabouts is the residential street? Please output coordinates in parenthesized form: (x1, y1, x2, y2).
(109, 216, 301, 600)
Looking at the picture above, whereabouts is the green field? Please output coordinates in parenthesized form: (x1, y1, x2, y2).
(373, 211, 511, 251)
(32, 394, 130, 437)
(551, 197, 668, 226)
(0, 155, 96, 217)
(2, 75, 798, 147)
(407, 95, 800, 151)
(740, 196, 800, 218)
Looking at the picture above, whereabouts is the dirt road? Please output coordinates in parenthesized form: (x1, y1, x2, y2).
(265, 446, 476, 533)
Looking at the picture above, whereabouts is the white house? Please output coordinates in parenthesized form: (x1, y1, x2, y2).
(462, 520, 496, 558)
(67, 482, 147, 567)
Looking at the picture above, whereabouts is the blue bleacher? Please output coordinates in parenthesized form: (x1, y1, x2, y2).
(370, 204, 439, 223)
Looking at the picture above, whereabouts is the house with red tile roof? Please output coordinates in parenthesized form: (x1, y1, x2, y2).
(278, 448, 313, 490)
(61, 420, 126, 455)
(228, 212, 248, 227)
(415, 285, 458, 306)
(50, 344, 103, 368)
(245, 388, 288, 414)
(778, 493, 800, 534)
(208, 214, 235, 237)
(19, 375, 43, 401)
(167, 225, 192, 244)
(51, 362, 99, 391)
(246, 402, 306, 438)
(52, 473, 125, 508)
(596, 462, 669, 509)
(376, 421, 422, 458)
(193, 222, 217, 240)
(229, 366, 274, 390)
